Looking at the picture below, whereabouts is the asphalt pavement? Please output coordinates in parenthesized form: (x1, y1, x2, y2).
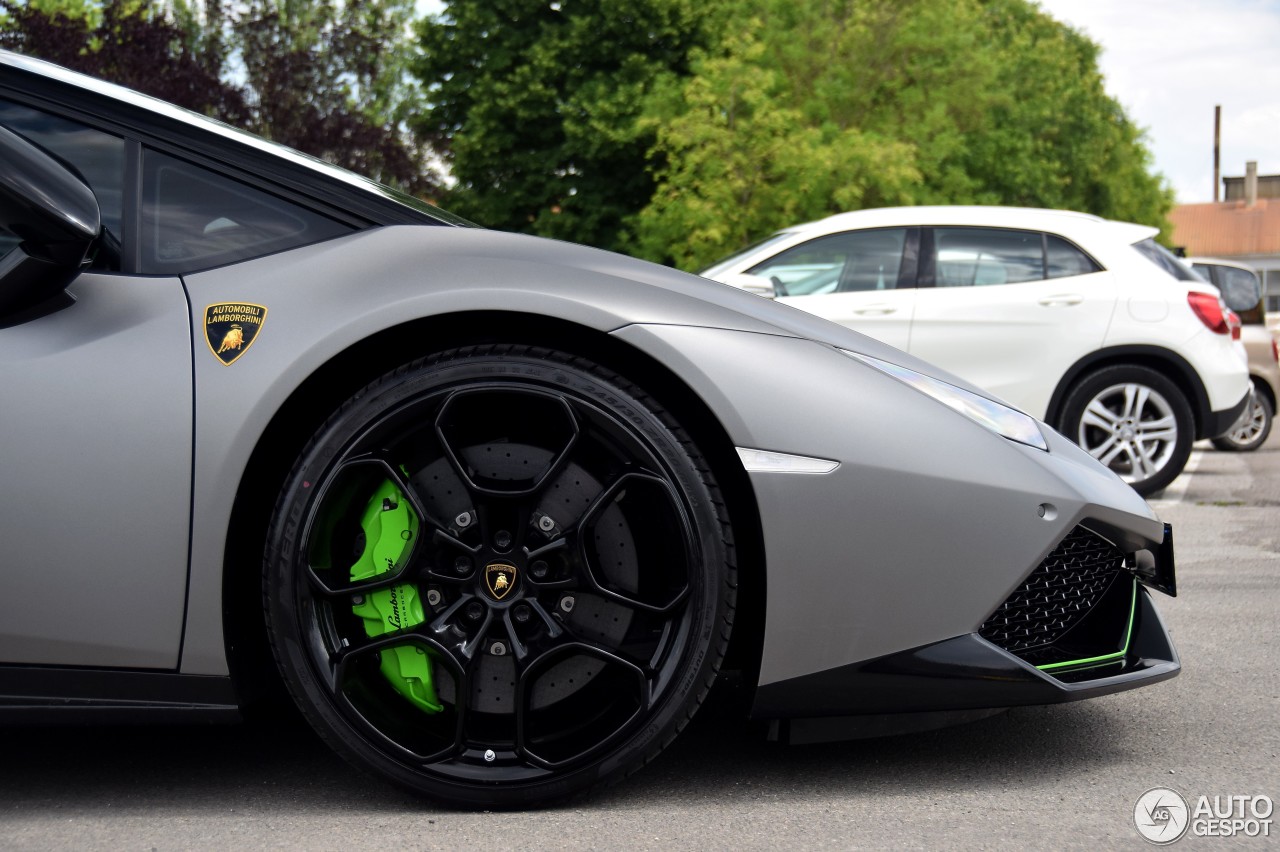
(2, 435, 1277, 850)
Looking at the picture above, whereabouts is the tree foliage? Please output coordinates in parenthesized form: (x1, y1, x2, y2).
(0, 0, 247, 121)
(1, 0, 437, 194)
(411, 0, 716, 251)
(633, 0, 1174, 269)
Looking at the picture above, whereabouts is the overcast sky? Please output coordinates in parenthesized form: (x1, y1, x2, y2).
(1038, 0, 1280, 204)
(416, 0, 1278, 204)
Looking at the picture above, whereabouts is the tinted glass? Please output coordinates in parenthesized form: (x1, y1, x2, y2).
(1132, 238, 1199, 281)
(1046, 235, 1102, 279)
(0, 99, 125, 271)
(700, 232, 795, 279)
(0, 225, 17, 261)
(747, 229, 908, 296)
(141, 149, 350, 274)
(933, 228, 1043, 286)
(1218, 265, 1263, 322)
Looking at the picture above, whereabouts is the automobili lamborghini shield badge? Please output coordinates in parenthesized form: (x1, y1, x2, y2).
(204, 303, 268, 365)
(485, 562, 517, 600)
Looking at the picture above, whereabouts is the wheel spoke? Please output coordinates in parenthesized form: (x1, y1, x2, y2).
(1087, 433, 1118, 460)
(1083, 400, 1119, 430)
(433, 387, 581, 499)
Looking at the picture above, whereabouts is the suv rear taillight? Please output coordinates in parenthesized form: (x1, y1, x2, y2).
(1188, 291, 1230, 335)
(1272, 337, 1279, 365)
(1227, 310, 1242, 341)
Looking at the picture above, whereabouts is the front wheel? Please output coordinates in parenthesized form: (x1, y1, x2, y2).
(1211, 388, 1272, 452)
(263, 346, 736, 808)
(1058, 365, 1194, 497)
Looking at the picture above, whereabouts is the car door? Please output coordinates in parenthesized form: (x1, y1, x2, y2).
(745, 228, 917, 351)
(0, 100, 194, 669)
(908, 227, 1117, 417)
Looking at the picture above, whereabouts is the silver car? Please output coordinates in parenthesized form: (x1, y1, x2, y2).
(0, 51, 1179, 808)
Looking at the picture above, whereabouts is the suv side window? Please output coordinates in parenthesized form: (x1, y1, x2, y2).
(1046, 235, 1102, 279)
(932, 228, 1043, 287)
(141, 149, 350, 275)
(747, 228, 910, 296)
(0, 99, 125, 271)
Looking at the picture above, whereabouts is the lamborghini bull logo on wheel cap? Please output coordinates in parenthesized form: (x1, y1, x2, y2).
(485, 562, 517, 600)
(205, 303, 267, 365)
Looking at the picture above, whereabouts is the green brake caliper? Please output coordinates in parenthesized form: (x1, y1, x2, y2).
(349, 480, 443, 714)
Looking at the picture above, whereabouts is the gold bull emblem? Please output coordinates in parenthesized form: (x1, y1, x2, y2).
(485, 562, 517, 600)
(217, 324, 245, 354)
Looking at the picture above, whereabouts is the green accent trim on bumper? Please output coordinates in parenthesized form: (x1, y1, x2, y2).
(1036, 578, 1137, 673)
(349, 479, 442, 714)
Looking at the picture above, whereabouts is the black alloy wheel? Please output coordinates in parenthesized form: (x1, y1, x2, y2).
(264, 346, 736, 807)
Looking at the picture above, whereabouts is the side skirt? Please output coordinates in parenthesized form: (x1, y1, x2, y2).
(0, 665, 240, 724)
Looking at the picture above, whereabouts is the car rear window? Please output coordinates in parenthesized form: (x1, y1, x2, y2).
(1132, 238, 1199, 282)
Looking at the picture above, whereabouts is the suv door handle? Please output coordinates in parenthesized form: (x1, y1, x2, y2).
(852, 304, 897, 315)
(1038, 294, 1083, 307)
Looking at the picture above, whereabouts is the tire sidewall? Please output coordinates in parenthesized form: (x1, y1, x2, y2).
(264, 350, 732, 807)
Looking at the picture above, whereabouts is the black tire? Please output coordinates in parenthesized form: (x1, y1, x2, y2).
(263, 346, 736, 808)
(1211, 388, 1273, 452)
(1058, 365, 1194, 497)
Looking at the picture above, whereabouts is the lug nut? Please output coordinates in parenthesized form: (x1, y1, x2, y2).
(426, 589, 442, 607)
(530, 560, 549, 579)
(454, 556, 472, 575)
(559, 595, 575, 613)
(465, 601, 485, 622)
(513, 604, 531, 624)
(351, 595, 365, 606)
(537, 515, 555, 532)
(490, 641, 507, 656)
(494, 529, 512, 551)
(483, 749, 496, 763)
(455, 511, 472, 528)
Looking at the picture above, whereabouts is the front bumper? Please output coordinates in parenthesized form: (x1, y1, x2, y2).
(754, 543, 1179, 720)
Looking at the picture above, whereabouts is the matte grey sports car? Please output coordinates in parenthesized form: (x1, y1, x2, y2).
(0, 51, 1179, 809)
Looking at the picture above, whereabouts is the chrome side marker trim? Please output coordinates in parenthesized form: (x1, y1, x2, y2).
(736, 447, 840, 474)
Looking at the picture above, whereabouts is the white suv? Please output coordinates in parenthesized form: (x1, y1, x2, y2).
(703, 206, 1251, 495)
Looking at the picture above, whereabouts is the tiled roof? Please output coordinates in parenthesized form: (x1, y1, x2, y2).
(1170, 199, 1280, 257)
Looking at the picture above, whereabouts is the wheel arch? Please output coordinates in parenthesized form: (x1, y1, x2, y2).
(220, 311, 767, 710)
(1249, 373, 1276, 410)
(1045, 345, 1212, 438)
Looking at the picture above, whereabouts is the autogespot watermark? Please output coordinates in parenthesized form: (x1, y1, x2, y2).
(1134, 787, 1274, 844)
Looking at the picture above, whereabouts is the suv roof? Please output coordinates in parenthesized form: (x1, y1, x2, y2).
(785, 205, 1158, 245)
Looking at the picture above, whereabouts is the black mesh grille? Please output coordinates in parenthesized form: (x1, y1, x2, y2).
(980, 526, 1124, 654)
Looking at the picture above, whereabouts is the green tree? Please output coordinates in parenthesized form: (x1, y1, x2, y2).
(411, 0, 716, 250)
(2, 0, 437, 194)
(635, 0, 1173, 269)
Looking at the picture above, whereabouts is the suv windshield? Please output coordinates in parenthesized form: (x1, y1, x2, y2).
(1132, 238, 1199, 282)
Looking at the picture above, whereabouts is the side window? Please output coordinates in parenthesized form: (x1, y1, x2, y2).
(747, 229, 909, 296)
(1046, 235, 1102, 279)
(0, 99, 125, 271)
(141, 149, 350, 275)
(932, 228, 1043, 287)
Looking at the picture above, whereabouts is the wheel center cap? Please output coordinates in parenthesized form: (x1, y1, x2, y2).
(1119, 425, 1137, 441)
(484, 561, 518, 600)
